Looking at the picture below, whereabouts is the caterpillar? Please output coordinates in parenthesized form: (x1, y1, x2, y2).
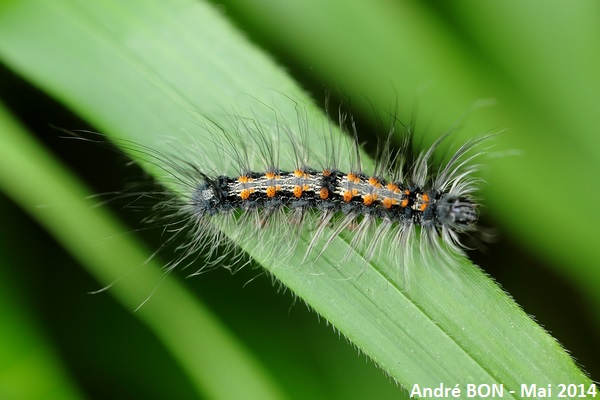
(106, 103, 495, 283)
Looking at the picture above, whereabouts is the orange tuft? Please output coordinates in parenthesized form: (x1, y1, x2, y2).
(387, 183, 399, 192)
(240, 189, 251, 200)
(382, 198, 395, 209)
(293, 186, 303, 198)
(343, 190, 353, 202)
(368, 177, 381, 187)
(347, 173, 360, 183)
(419, 193, 430, 211)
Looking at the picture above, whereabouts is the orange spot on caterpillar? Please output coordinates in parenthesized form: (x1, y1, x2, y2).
(319, 187, 329, 199)
(266, 186, 277, 198)
(293, 186, 303, 198)
(343, 190, 353, 202)
(265, 172, 277, 180)
(383, 198, 396, 209)
(387, 183, 399, 192)
(368, 177, 381, 187)
(419, 193, 430, 212)
(238, 175, 252, 183)
(322, 169, 331, 176)
(363, 194, 374, 206)
(240, 189, 251, 200)
(401, 189, 411, 207)
(346, 173, 361, 184)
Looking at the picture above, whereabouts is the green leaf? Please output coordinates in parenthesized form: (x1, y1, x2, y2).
(0, 0, 596, 398)
(0, 219, 85, 400)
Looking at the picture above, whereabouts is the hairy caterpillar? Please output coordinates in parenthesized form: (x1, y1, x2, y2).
(96, 102, 495, 283)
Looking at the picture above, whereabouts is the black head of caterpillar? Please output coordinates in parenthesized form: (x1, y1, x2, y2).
(435, 196, 478, 228)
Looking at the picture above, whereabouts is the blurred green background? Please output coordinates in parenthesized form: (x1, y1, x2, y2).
(1, 0, 599, 399)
